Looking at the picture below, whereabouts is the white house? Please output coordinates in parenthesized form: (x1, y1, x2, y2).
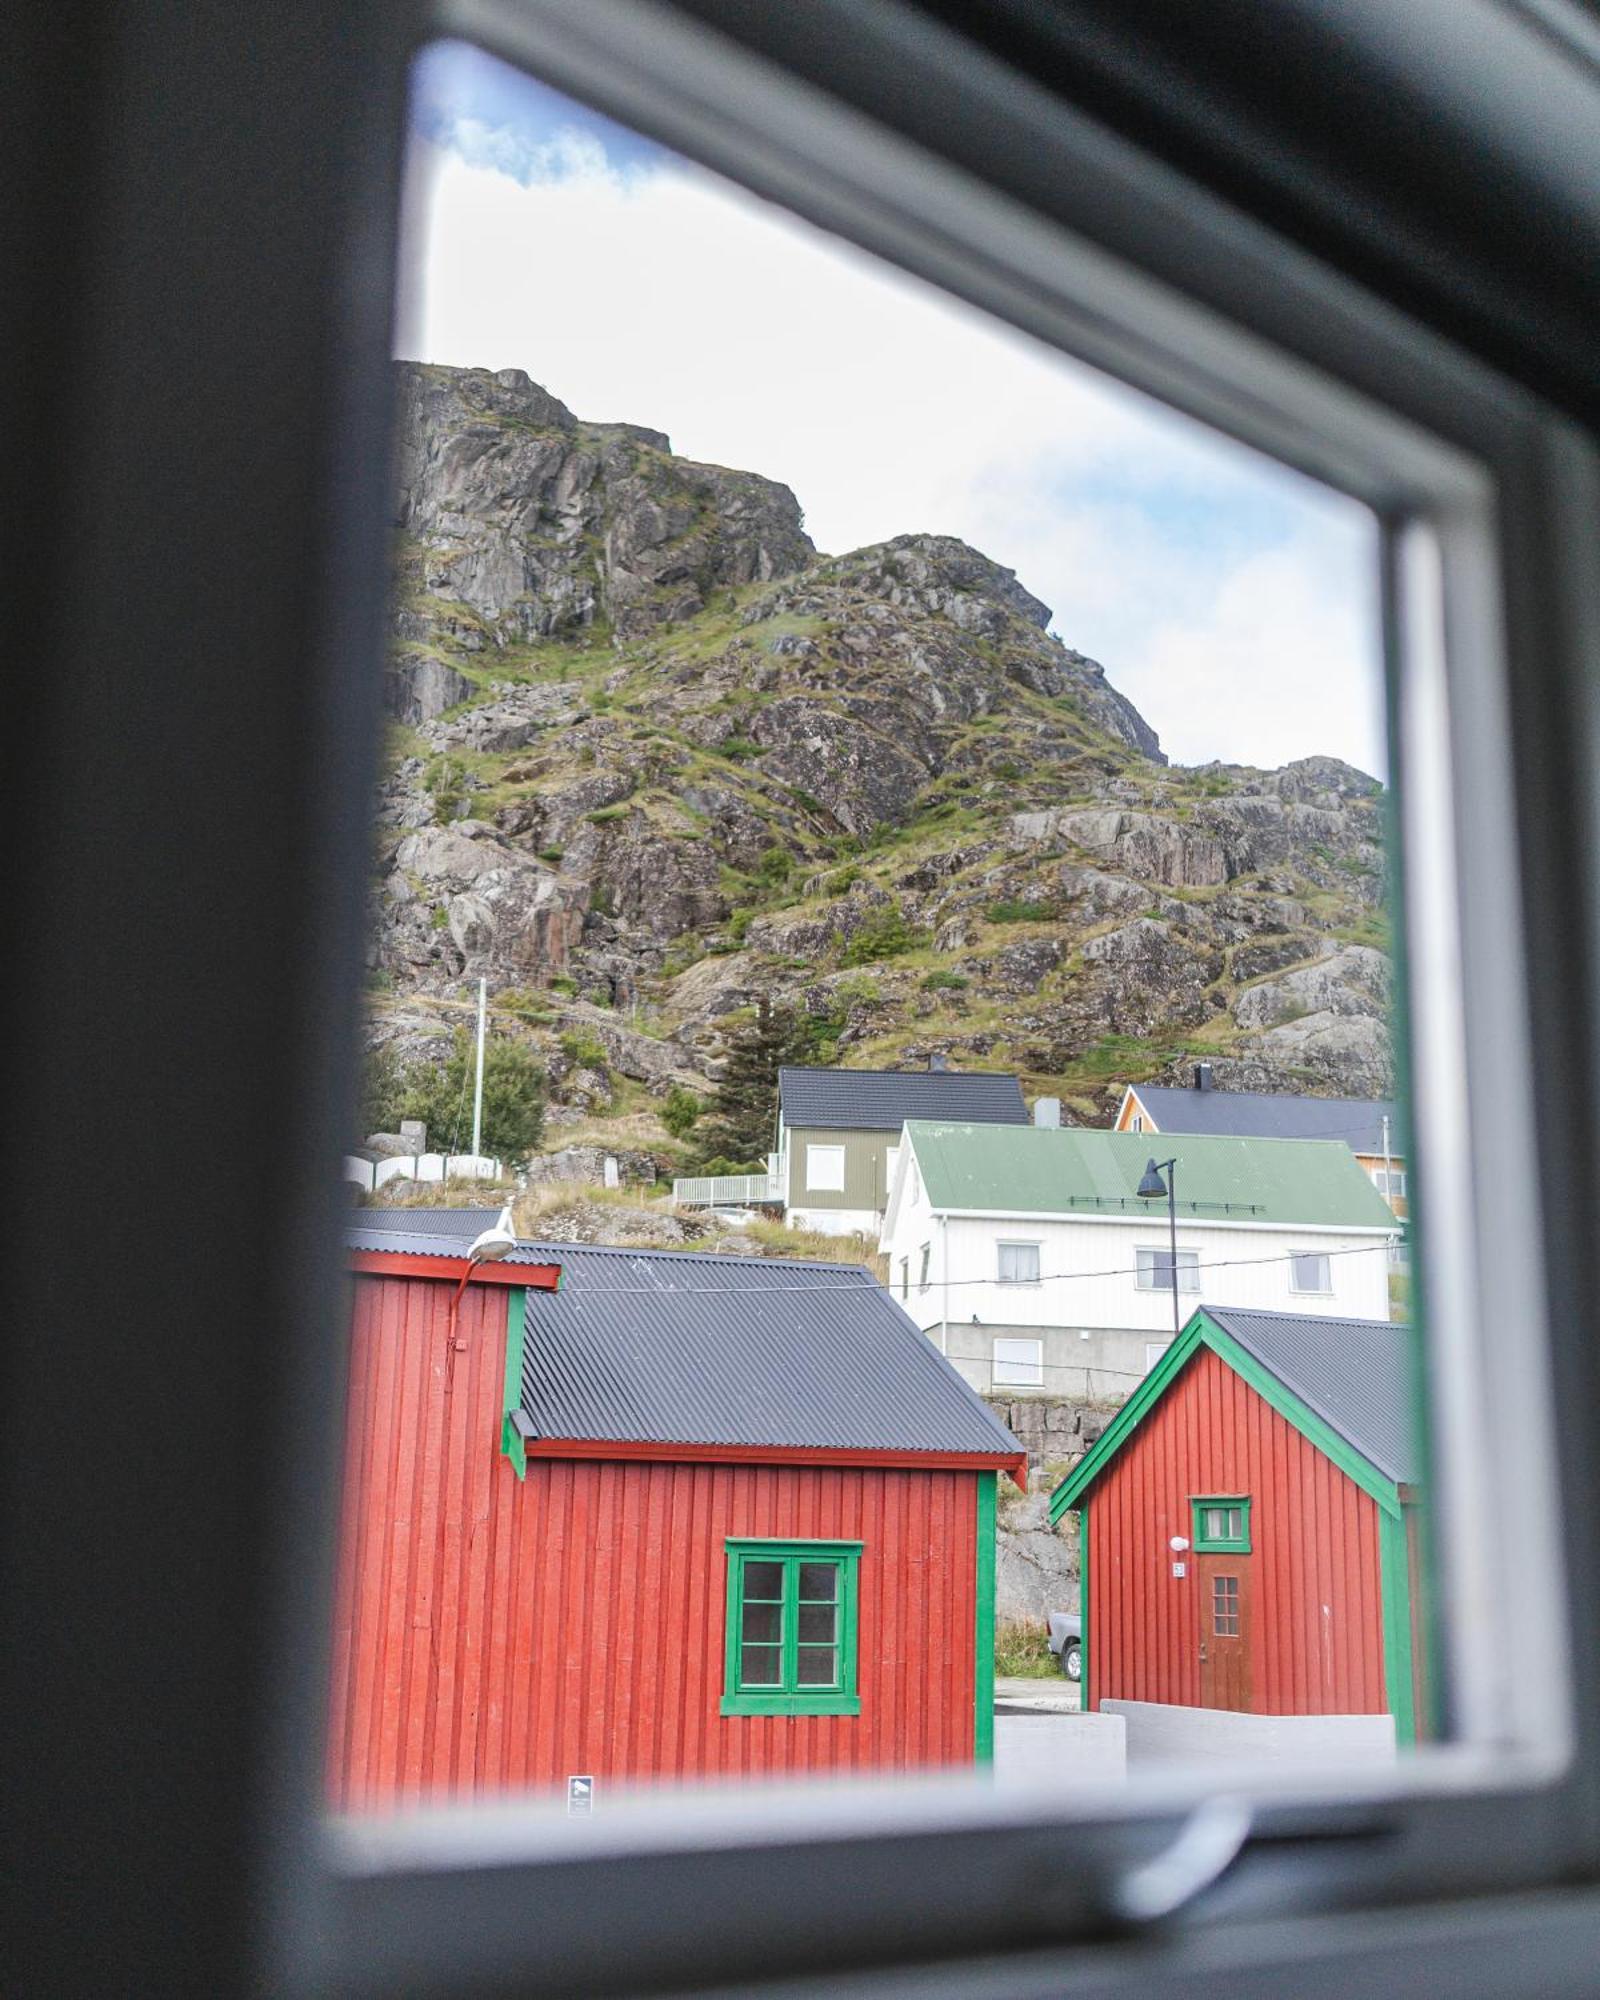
(880, 1119, 1398, 1400)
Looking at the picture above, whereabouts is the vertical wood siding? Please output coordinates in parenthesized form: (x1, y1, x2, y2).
(329, 1275, 978, 1812)
(1089, 1346, 1387, 1715)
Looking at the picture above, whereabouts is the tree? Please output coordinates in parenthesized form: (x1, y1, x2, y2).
(393, 1029, 548, 1165)
(357, 1043, 407, 1140)
(694, 998, 803, 1168)
(660, 1085, 702, 1140)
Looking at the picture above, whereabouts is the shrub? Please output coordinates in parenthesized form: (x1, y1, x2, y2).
(756, 845, 793, 886)
(589, 882, 616, 917)
(538, 847, 563, 865)
(660, 1085, 702, 1139)
(826, 865, 861, 894)
(558, 1028, 610, 1072)
(586, 804, 628, 825)
(840, 903, 927, 966)
(429, 905, 449, 931)
(718, 736, 763, 761)
(923, 969, 968, 992)
(728, 909, 753, 946)
(987, 897, 1053, 923)
(389, 1030, 547, 1165)
(424, 752, 469, 823)
(548, 974, 577, 995)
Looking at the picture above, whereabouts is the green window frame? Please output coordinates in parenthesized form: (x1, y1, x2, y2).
(721, 1538, 862, 1717)
(1191, 1494, 1252, 1553)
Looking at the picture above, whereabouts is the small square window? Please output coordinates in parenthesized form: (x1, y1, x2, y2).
(806, 1144, 846, 1192)
(1290, 1251, 1332, 1293)
(992, 1337, 1044, 1386)
(1192, 1494, 1252, 1552)
(722, 1540, 861, 1717)
(1136, 1246, 1199, 1292)
(996, 1240, 1041, 1285)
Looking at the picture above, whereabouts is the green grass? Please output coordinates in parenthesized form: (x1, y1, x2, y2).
(994, 1620, 1057, 1678)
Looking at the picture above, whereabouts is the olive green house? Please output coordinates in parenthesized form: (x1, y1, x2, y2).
(777, 1063, 1028, 1237)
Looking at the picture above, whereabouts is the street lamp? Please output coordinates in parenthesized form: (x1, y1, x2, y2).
(1137, 1155, 1182, 1339)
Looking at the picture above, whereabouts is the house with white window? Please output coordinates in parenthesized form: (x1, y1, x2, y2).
(880, 1120, 1398, 1399)
(774, 1061, 1028, 1236)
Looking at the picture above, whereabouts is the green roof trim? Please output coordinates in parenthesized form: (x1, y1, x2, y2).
(1048, 1308, 1403, 1524)
(904, 1121, 1397, 1230)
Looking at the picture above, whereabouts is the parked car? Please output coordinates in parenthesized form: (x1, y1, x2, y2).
(1046, 1610, 1081, 1682)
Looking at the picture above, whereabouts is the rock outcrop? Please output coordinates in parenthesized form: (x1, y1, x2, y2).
(369, 361, 1394, 1117)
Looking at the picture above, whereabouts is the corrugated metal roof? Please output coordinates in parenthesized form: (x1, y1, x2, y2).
(779, 1065, 1028, 1132)
(1130, 1085, 1398, 1156)
(1202, 1306, 1419, 1483)
(347, 1206, 500, 1238)
(344, 1213, 1020, 1461)
(905, 1122, 1398, 1229)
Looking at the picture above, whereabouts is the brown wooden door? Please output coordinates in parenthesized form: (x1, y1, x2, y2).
(1197, 1555, 1253, 1711)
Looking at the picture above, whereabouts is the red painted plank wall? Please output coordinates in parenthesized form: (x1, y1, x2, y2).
(1089, 1346, 1387, 1715)
(328, 1274, 978, 1813)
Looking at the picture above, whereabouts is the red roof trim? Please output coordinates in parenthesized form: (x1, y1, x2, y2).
(348, 1250, 562, 1290)
(523, 1436, 1029, 1487)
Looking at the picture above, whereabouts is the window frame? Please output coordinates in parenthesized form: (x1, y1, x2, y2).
(720, 1539, 863, 1718)
(308, 3, 1597, 1988)
(1193, 1494, 1253, 1554)
(991, 1335, 1044, 1387)
(804, 1141, 846, 1192)
(49, 0, 1600, 1993)
(995, 1238, 1042, 1286)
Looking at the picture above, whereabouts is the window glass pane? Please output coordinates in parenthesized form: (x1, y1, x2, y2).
(741, 1600, 782, 1644)
(797, 1563, 838, 1602)
(744, 1562, 784, 1601)
(797, 1602, 837, 1644)
(330, 34, 1439, 1836)
(740, 1644, 783, 1686)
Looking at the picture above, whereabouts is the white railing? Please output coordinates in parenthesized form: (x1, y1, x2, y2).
(671, 1172, 783, 1208)
(343, 1151, 503, 1193)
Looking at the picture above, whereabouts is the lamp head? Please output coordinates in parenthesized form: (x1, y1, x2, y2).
(1136, 1158, 1169, 1200)
(467, 1201, 518, 1265)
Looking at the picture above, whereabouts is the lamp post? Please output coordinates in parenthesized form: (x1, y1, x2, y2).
(1138, 1155, 1182, 1339)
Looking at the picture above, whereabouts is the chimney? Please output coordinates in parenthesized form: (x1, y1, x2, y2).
(1034, 1097, 1062, 1128)
(1193, 1063, 1214, 1093)
(928, 1052, 950, 1073)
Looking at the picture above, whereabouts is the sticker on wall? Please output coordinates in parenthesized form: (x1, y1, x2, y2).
(567, 1774, 595, 1816)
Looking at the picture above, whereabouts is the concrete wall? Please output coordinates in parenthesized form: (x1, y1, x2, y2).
(1102, 1699, 1396, 1769)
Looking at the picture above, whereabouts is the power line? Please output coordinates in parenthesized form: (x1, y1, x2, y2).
(530, 1237, 1398, 1298)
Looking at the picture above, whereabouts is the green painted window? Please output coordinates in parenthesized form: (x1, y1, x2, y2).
(721, 1539, 862, 1717)
(1192, 1495, 1252, 1552)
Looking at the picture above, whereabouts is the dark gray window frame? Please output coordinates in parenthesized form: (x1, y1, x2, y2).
(15, 1, 1600, 1994)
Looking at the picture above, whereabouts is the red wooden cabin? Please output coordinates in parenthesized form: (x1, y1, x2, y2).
(1049, 1306, 1423, 1745)
(330, 1210, 1025, 1813)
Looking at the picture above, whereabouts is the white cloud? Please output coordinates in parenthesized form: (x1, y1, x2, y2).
(398, 135, 1386, 777)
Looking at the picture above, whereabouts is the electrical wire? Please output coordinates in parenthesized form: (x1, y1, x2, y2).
(524, 1237, 1400, 1298)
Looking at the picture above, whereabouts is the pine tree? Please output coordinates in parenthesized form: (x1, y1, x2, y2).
(694, 998, 800, 1169)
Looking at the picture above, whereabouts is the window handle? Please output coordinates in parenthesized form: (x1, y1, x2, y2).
(1109, 1795, 1253, 1925)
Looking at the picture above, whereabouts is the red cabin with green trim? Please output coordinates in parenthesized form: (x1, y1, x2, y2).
(1049, 1306, 1424, 1747)
(330, 1211, 1025, 1813)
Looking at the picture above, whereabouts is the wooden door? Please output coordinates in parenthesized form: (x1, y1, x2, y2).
(1197, 1554, 1252, 1711)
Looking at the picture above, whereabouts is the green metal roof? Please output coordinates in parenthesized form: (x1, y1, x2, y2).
(902, 1121, 1398, 1229)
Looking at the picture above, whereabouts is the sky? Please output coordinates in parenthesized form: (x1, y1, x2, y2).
(397, 41, 1386, 778)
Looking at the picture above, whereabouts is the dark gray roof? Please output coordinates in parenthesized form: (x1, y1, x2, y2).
(348, 1206, 500, 1237)
(1129, 1085, 1397, 1155)
(779, 1065, 1028, 1133)
(1202, 1306, 1419, 1484)
(346, 1214, 1020, 1463)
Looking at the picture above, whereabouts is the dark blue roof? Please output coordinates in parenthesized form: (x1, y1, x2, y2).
(779, 1065, 1028, 1133)
(1202, 1306, 1419, 1484)
(346, 1216, 1020, 1463)
(1128, 1085, 1397, 1155)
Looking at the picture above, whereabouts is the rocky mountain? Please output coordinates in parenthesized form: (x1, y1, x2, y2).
(370, 362, 1391, 1127)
